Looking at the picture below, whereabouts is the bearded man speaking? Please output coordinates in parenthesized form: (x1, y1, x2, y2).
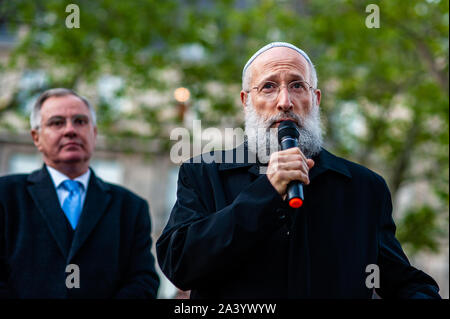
(156, 42, 441, 299)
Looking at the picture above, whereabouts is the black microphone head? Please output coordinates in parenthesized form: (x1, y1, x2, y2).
(278, 120, 299, 143)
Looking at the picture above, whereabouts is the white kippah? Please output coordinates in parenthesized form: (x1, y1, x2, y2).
(242, 42, 313, 78)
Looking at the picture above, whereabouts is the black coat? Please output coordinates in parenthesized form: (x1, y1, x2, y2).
(0, 166, 159, 298)
(156, 146, 440, 299)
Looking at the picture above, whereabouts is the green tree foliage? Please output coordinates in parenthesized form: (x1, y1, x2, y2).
(397, 205, 446, 255)
(0, 0, 448, 255)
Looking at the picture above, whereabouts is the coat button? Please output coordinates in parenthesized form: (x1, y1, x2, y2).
(276, 208, 287, 220)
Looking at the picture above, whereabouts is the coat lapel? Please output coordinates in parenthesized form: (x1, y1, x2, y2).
(27, 166, 71, 258)
(67, 171, 111, 262)
(218, 143, 261, 177)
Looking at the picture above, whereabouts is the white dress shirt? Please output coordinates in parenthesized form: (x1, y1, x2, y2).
(46, 165, 91, 211)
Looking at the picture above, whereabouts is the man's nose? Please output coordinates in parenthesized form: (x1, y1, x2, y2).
(63, 120, 77, 136)
(276, 86, 293, 112)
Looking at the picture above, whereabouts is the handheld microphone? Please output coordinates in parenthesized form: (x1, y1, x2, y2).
(278, 120, 304, 208)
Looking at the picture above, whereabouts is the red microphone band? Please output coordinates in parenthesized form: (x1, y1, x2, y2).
(289, 197, 303, 208)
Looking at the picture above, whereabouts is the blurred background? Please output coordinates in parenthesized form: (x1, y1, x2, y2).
(0, 0, 448, 298)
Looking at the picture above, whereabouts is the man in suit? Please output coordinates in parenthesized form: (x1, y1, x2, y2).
(0, 88, 159, 298)
(156, 42, 441, 298)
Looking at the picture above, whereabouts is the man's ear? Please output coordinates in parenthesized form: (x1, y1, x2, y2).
(94, 126, 98, 145)
(31, 129, 42, 150)
(315, 89, 321, 106)
(240, 90, 248, 109)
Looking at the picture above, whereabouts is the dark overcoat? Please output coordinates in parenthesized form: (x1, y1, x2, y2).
(0, 166, 159, 298)
(157, 146, 440, 299)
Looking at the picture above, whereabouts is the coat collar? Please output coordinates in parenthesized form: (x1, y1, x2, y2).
(217, 143, 260, 176)
(217, 144, 352, 180)
(309, 148, 352, 180)
(27, 165, 111, 262)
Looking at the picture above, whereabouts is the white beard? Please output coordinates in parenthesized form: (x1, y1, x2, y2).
(244, 95, 323, 164)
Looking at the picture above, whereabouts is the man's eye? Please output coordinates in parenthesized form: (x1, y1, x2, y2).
(74, 118, 87, 125)
(291, 82, 307, 90)
(50, 121, 64, 126)
(261, 83, 276, 91)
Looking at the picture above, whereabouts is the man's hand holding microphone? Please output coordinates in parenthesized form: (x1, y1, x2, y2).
(266, 121, 315, 208)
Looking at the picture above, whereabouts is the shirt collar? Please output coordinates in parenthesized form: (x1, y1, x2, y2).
(46, 165, 91, 190)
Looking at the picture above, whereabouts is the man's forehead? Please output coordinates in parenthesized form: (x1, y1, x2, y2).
(251, 47, 310, 80)
(41, 95, 89, 115)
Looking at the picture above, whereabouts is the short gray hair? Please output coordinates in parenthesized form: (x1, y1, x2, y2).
(242, 42, 318, 91)
(30, 88, 97, 130)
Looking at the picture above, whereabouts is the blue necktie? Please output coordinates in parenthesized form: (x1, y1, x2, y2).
(61, 180, 83, 229)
